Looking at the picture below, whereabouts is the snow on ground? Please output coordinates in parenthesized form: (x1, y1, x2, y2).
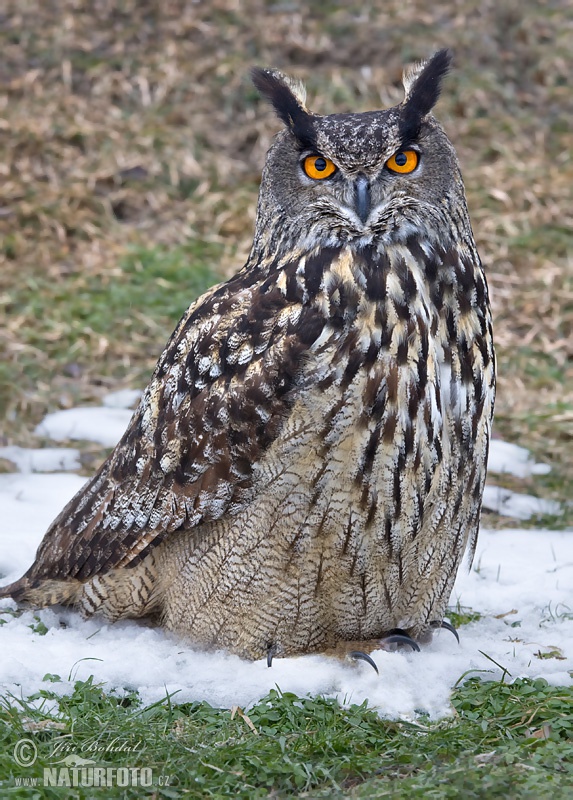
(0, 400, 571, 719)
(101, 389, 142, 409)
(483, 440, 561, 520)
(482, 484, 562, 521)
(35, 407, 134, 448)
(487, 439, 551, 478)
(0, 446, 81, 474)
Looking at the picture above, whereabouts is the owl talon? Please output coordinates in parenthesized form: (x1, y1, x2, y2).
(432, 619, 460, 643)
(382, 628, 421, 652)
(348, 650, 379, 674)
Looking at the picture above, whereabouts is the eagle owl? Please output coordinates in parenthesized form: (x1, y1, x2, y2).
(1, 50, 495, 663)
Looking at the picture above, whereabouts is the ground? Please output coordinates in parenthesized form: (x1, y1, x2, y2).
(0, 1, 572, 797)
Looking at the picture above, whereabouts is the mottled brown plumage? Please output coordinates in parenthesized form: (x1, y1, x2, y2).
(1, 51, 495, 661)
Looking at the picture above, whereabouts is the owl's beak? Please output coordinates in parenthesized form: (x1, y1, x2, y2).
(354, 174, 371, 224)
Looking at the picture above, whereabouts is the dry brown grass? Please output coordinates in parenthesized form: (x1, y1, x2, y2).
(1, 0, 572, 500)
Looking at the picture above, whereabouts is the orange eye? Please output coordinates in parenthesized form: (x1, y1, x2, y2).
(386, 150, 419, 174)
(302, 155, 337, 180)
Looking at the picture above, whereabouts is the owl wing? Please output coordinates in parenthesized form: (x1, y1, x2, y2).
(13, 256, 334, 589)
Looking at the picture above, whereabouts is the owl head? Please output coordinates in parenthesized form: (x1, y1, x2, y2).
(252, 50, 464, 252)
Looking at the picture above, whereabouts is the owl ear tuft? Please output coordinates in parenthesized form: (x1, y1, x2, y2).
(399, 49, 452, 144)
(252, 68, 317, 150)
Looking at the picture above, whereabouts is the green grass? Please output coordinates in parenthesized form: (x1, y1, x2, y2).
(491, 348, 573, 530)
(11, 241, 221, 368)
(0, 678, 571, 798)
(1, 241, 222, 428)
(446, 605, 483, 629)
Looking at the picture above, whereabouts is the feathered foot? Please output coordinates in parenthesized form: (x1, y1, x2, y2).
(326, 629, 422, 674)
(264, 625, 432, 671)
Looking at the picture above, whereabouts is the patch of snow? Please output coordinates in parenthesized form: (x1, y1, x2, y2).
(482, 484, 562, 521)
(0, 473, 87, 581)
(0, 446, 81, 474)
(35, 408, 133, 448)
(488, 439, 551, 478)
(102, 389, 142, 409)
(0, 469, 571, 719)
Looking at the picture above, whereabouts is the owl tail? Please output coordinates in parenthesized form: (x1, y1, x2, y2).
(0, 558, 161, 622)
(0, 576, 82, 607)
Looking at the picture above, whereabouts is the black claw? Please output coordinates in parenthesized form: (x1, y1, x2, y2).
(438, 620, 460, 643)
(348, 650, 379, 675)
(266, 643, 275, 668)
(383, 629, 421, 651)
(382, 633, 421, 652)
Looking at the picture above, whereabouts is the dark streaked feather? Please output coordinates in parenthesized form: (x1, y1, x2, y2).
(251, 67, 317, 151)
(399, 49, 452, 145)
(1, 255, 340, 598)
